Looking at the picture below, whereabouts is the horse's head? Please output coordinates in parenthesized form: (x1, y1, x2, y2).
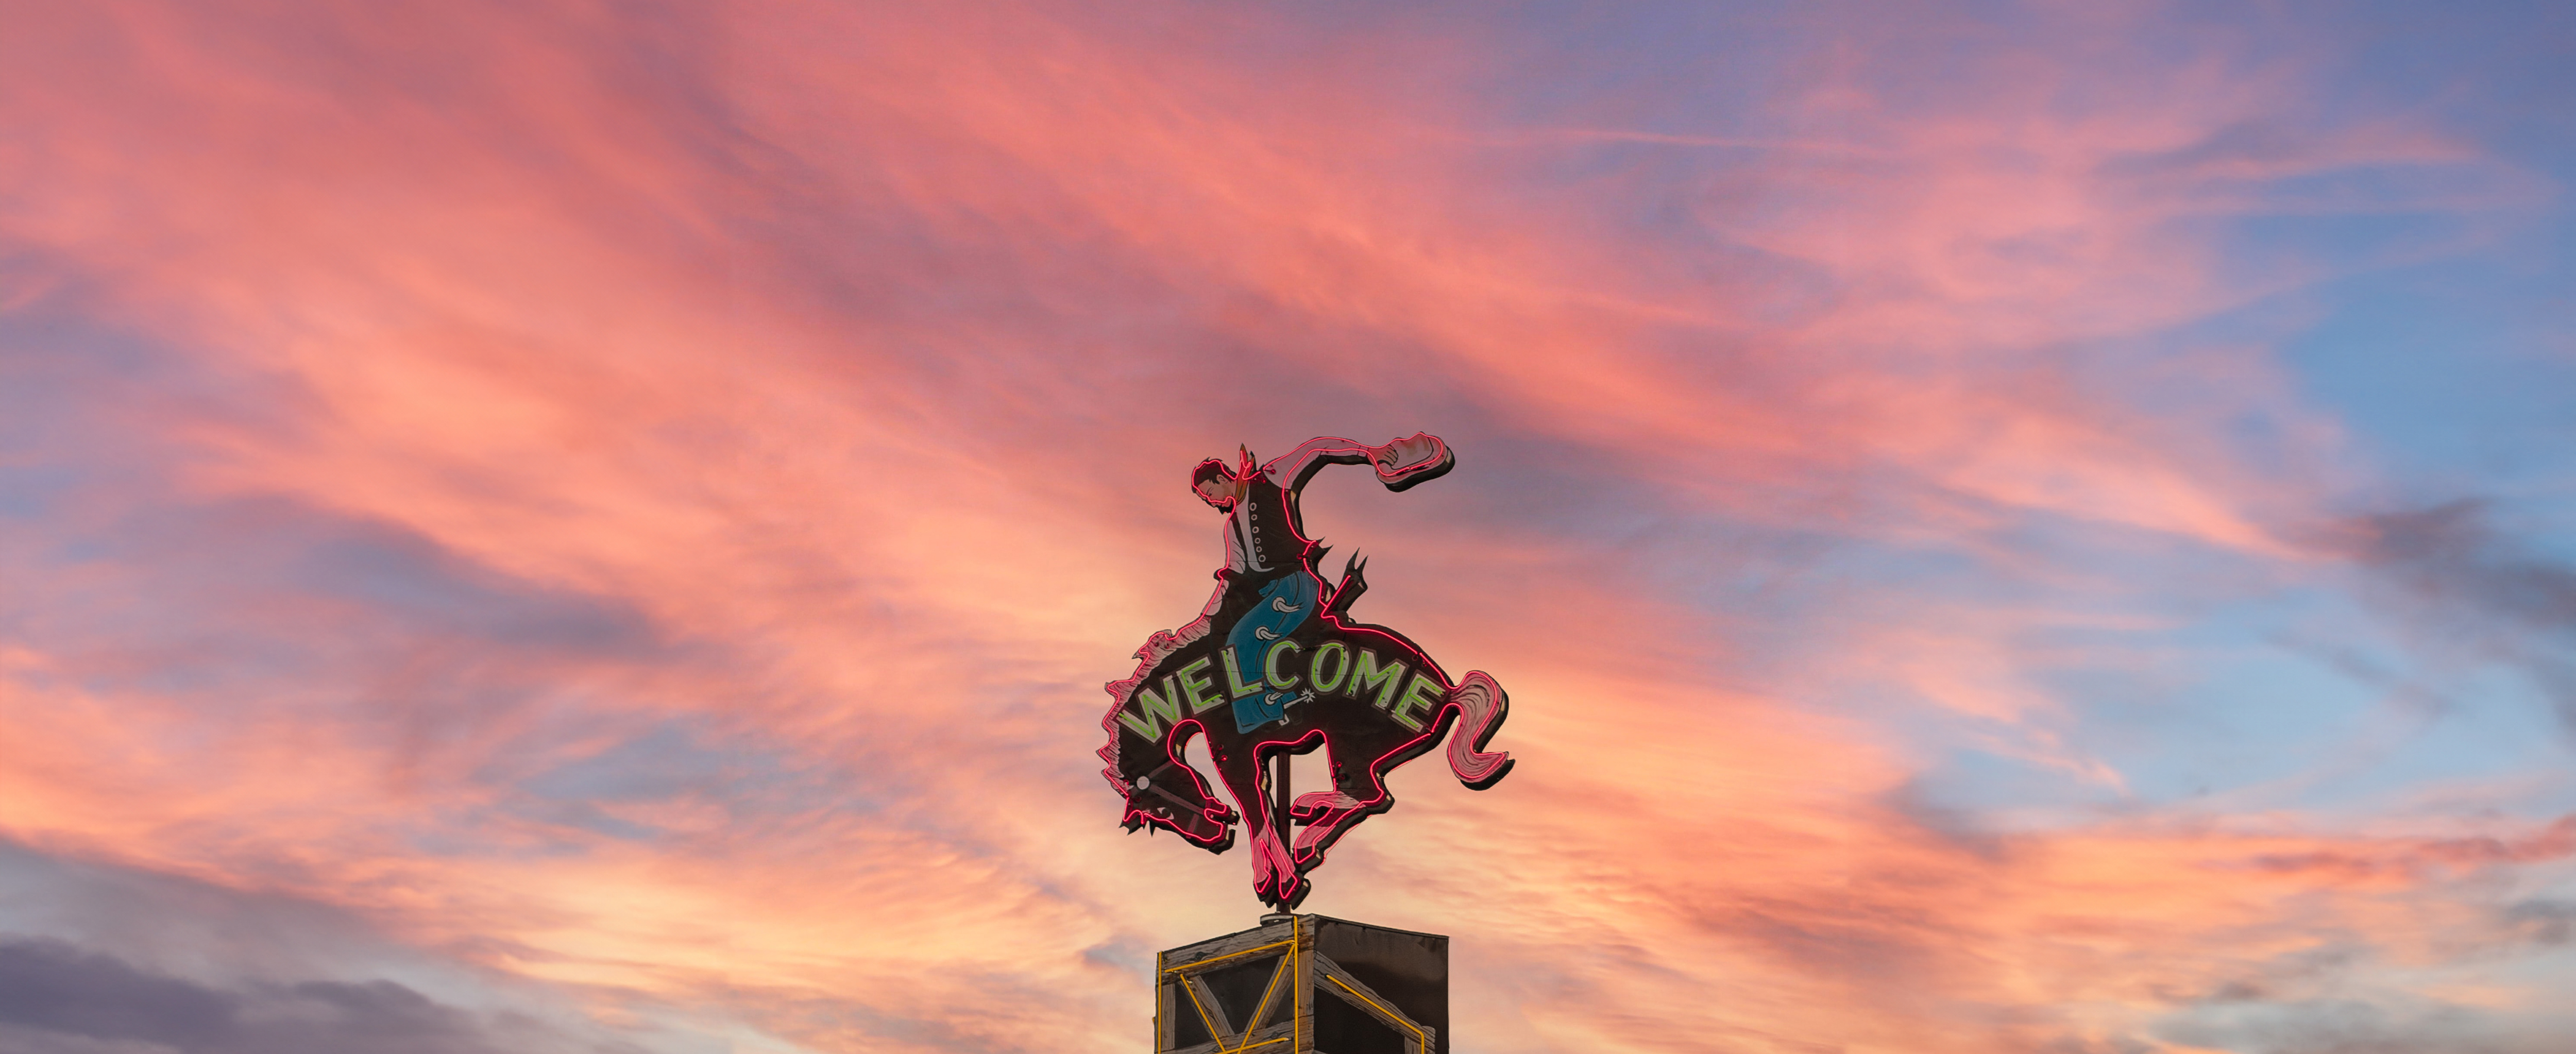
(1101, 720, 1238, 851)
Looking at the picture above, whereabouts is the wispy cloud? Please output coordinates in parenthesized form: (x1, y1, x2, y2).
(1, 1, 2570, 1051)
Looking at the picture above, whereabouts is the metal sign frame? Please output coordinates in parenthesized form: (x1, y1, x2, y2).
(1156, 915, 1440, 1054)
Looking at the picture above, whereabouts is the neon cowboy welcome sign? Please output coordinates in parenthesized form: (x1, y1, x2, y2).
(1099, 433, 1515, 909)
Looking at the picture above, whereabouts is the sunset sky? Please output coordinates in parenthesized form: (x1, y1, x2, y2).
(4, 2, 2574, 1052)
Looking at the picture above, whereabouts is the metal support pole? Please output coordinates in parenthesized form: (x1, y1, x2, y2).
(1274, 750, 1293, 834)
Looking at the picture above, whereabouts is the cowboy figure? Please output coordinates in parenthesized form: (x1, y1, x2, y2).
(1175, 435, 1451, 732)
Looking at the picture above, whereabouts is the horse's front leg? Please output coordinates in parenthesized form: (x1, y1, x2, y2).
(1216, 749, 1298, 906)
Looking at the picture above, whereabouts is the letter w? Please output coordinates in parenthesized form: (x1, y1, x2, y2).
(1118, 677, 1186, 740)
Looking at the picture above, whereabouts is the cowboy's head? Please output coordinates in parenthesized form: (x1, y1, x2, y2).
(1192, 450, 1253, 510)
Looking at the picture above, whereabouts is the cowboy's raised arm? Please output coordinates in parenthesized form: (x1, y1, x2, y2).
(1262, 432, 1455, 492)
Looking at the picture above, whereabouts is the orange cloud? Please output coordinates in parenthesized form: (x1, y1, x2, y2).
(0, 2, 2565, 1052)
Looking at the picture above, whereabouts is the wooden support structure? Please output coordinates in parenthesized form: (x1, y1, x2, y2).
(1154, 915, 1447, 1054)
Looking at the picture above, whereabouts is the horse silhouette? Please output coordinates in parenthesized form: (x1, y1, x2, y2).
(1098, 435, 1512, 909)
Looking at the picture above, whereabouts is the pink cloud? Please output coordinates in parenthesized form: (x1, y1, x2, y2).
(0, 2, 2564, 1052)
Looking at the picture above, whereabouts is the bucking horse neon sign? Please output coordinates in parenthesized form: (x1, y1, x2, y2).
(1099, 433, 1514, 910)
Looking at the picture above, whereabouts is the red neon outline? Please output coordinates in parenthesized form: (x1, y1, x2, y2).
(1098, 434, 1509, 910)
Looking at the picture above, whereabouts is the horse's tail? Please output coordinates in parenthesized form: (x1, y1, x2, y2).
(1445, 670, 1514, 790)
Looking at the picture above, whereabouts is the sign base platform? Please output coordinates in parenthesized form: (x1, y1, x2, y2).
(1155, 914, 1447, 1054)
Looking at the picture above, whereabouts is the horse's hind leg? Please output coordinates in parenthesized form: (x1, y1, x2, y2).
(1290, 735, 1394, 864)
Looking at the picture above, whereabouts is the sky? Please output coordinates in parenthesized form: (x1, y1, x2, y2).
(2, 1, 2574, 1051)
